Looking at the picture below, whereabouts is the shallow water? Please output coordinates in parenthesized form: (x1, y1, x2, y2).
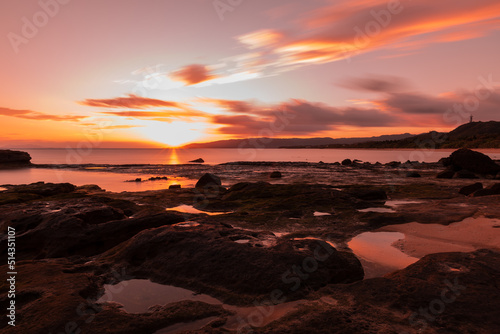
(166, 204, 230, 216)
(0, 168, 194, 192)
(98, 279, 305, 332)
(347, 232, 419, 278)
(358, 207, 396, 213)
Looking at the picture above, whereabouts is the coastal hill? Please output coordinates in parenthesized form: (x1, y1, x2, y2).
(182, 133, 414, 149)
(285, 121, 500, 149)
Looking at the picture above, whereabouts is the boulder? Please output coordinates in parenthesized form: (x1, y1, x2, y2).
(406, 172, 421, 178)
(3, 182, 76, 196)
(189, 158, 204, 163)
(269, 171, 282, 178)
(99, 226, 364, 302)
(472, 183, 500, 197)
(0, 149, 32, 165)
(459, 182, 483, 196)
(455, 170, 478, 179)
(341, 159, 352, 166)
(448, 148, 500, 175)
(195, 173, 221, 188)
(169, 184, 181, 189)
(437, 169, 455, 179)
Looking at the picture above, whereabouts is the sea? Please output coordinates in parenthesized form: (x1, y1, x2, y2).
(1, 148, 499, 192)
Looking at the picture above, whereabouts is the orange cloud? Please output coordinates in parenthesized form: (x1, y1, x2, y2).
(169, 64, 219, 86)
(79, 94, 184, 109)
(233, 0, 500, 69)
(0, 107, 87, 121)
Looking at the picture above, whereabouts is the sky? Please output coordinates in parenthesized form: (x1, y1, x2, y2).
(1, 0, 500, 148)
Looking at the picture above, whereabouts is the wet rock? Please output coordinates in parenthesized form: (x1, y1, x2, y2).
(385, 161, 401, 167)
(269, 171, 282, 178)
(99, 226, 364, 303)
(0, 149, 31, 165)
(259, 249, 500, 334)
(195, 173, 221, 188)
(448, 148, 500, 175)
(341, 159, 352, 166)
(471, 183, 500, 197)
(148, 176, 168, 181)
(0, 200, 183, 259)
(437, 169, 455, 179)
(3, 182, 76, 196)
(76, 184, 105, 192)
(455, 170, 478, 179)
(459, 183, 483, 196)
(189, 158, 205, 163)
(347, 188, 387, 201)
(406, 171, 421, 178)
(169, 184, 181, 189)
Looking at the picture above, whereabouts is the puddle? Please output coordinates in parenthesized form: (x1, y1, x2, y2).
(348, 232, 419, 278)
(166, 204, 229, 216)
(379, 216, 500, 258)
(313, 211, 332, 216)
(0, 187, 7, 191)
(385, 200, 422, 207)
(98, 279, 305, 332)
(172, 221, 201, 228)
(358, 207, 395, 213)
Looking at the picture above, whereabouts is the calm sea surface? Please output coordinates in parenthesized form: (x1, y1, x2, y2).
(17, 148, 500, 165)
(1, 148, 498, 192)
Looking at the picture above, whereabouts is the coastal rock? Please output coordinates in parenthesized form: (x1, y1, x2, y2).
(195, 173, 221, 188)
(0, 196, 183, 259)
(258, 249, 500, 334)
(437, 169, 455, 179)
(471, 183, 500, 197)
(3, 182, 76, 196)
(341, 159, 352, 166)
(406, 171, 421, 178)
(455, 170, 478, 179)
(448, 148, 500, 175)
(459, 183, 483, 196)
(0, 149, 31, 165)
(189, 158, 205, 163)
(169, 184, 181, 189)
(99, 225, 364, 302)
(269, 171, 282, 178)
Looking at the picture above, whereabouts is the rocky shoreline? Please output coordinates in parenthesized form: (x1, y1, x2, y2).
(0, 149, 499, 333)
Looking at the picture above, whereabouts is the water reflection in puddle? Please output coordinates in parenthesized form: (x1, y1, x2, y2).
(348, 232, 419, 278)
(313, 211, 332, 216)
(385, 200, 422, 207)
(166, 204, 229, 216)
(358, 207, 395, 213)
(97, 279, 305, 333)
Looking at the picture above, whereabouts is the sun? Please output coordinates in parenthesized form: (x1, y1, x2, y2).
(135, 120, 207, 147)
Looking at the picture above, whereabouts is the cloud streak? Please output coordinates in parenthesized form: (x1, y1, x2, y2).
(0, 107, 87, 121)
(169, 64, 219, 86)
(79, 94, 185, 109)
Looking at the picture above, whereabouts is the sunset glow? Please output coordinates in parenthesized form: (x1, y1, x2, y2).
(1, 0, 499, 148)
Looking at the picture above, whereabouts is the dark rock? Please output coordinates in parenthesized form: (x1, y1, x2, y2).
(260, 249, 500, 333)
(490, 183, 500, 194)
(148, 176, 168, 181)
(195, 173, 221, 188)
(386, 161, 401, 167)
(437, 169, 455, 179)
(471, 188, 496, 197)
(168, 184, 181, 189)
(0, 149, 31, 165)
(135, 178, 142, 182)
(455, 170, 478, 179)
(439, 156, 452, 166)
(99, 226, 364, 302)
(406, 172, 421, 178)
(459, 183, 483, 196)
(347, 189, 387, 201)
(4, 182, 76, 196)
(448, 148, 500, 175)
(341, 159, 352, 166)
(269, 171, 282, 178)
(189, 158, 204, 163)
(76, 184, 105, 192)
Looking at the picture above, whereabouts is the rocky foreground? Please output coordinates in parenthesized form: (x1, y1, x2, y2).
(0, 149, 499, 333)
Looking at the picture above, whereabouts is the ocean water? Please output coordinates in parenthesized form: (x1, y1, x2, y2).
(17, 148, 500, 165)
